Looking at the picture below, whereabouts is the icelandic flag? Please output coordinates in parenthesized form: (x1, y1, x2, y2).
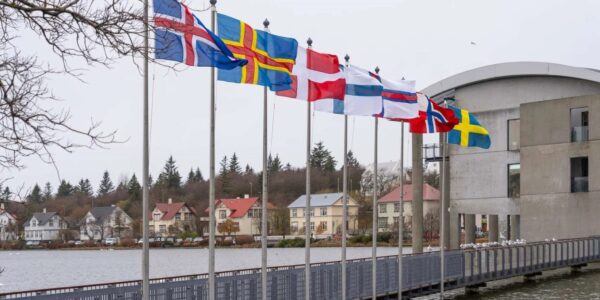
(314, 65, 383, 116)
(276, 46, 345, 102)
(153, 0, 247, 69)
(409, 94, 458, 133)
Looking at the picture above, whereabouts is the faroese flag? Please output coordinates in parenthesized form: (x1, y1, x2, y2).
(217, 14, 298, 91)
(448, 106, 491, 149)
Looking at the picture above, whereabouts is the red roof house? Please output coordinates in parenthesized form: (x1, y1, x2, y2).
(378, 183, 440, 203)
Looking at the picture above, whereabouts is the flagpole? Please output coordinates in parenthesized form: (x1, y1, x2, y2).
(440, 100, 448, 299)
(141, 0, 150, 298)
(341, 54, 350, 300)
(372, 66, 380, 300)
(208, 1, 218, 299)
(261, 18, 270, 300)
(304, 37, 313, 300)
(398, 122, 405, 299)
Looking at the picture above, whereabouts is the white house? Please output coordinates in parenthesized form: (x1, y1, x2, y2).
(80, 205, 133, 241)
(0, 203, 17, 241)
(24, 209, 67, 241)
(288, 193, 360, 237)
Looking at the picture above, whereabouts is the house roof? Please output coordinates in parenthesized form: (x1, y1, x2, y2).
(207, 197, 274, 218)
(378, 184, 440, 203)
(25, 212, 58, 227)
(0, 208, 16, 220)
(88, 206, 117, 223)
(152, 202, 196, 220)
(288, 193, 347, 208)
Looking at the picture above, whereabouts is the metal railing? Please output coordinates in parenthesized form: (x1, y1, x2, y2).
(2, 237, 599, 300)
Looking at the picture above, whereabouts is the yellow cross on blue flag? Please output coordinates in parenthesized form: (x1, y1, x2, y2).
(448, 106, 491, 149)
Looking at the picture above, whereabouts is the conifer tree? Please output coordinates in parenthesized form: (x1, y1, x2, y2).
(194, 168, 204, 182)
(310, 141, 337, 172)
(1, 186, 10, 201)
(42, 182, 53, 202)
(187, 168, 195, 185)
(268, 154, 282, 174)
(28, 184, 43, 203)
(77, 179, 93, 196)
(229, 153, 241, 174)
(158, 156, 182, 189)
(98, 171, 114, 196)
(128, 174, 142, 201)
(56, 180, 73, 197)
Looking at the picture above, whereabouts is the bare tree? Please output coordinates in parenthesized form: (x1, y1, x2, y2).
(0, 0, 146, 170)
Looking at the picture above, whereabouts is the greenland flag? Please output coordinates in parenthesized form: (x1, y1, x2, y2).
(276, 46, 345, 101)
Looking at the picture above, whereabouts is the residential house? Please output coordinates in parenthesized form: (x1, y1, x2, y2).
(377, 183, 440, 232)
(210, 195, 273, 236)
(149, 198, 197, 237)
(288, 193, 359, 237)
(0, 203, 17, 240)
(80, 205, 133, 241)
(24, 208, 67, 241)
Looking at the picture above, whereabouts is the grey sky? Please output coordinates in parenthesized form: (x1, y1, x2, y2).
(5, 0, 600, 195)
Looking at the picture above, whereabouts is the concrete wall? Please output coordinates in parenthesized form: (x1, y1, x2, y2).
(520, 95, 600, 241)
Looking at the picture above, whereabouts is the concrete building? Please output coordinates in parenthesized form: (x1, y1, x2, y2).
(24, 209, 67, 241)
(149, 198, 197, 237)
(212, 196, 273, 236)
(377, 184, 440, 233)
(288, 193, 359, 237)
(422, 62, 600, 247)
(80, 205, 133, 241)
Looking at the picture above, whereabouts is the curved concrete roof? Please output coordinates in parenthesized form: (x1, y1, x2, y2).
(422, 62, 600, 97)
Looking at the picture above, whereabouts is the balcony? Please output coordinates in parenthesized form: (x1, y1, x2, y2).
(571, 126, 589, 142)
(571, 176, 589, 193)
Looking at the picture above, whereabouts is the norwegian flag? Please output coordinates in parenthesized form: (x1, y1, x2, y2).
(276, 46, 345, 101)
(153, 0, 246, 69)
(409, 93, 458, 133)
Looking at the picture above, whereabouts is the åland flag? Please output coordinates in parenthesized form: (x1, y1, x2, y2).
(276, 46, 345, 101)
(314, 65, 383, 116)
(217, 14, 298, 91)
(153, 0, 247, 69)
(448, 106, 491, 149)
(409, 94, 458, 133)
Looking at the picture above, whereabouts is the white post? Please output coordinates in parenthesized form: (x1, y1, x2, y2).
(304, 49, 312, 300)
(372, 67, 380, 300)
(341, 54, 350, 300)
(439, 102, 448, 299)
(398, 123, 405, 299)
(141, 0, 150, 298)
(208, 1, 218, 299)
(261, 19, 271, 300)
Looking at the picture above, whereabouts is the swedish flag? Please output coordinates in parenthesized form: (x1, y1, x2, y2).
(448, 106, 491, 149)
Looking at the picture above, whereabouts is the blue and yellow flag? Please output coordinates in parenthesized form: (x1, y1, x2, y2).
(448, 106, 491, 149)
(217, 14, 298, 91)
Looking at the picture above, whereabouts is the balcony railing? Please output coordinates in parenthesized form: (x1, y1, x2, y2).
(571, 176, 589, 193)
(571, 126, 589, 142)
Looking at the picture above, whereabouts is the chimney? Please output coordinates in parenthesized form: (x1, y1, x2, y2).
(43, 208, 47, 213)
(168, 198, 172, 204)
(244, 194, 249, 199)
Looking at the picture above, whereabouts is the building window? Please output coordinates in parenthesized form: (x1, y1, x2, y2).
(159, 225, 167, 233)
(310, 222, 315, 231)
(320, 207, 327, 216)
(48, 219, 54, 227)
(219, 210, 227, 219)
(320, 221, 328, 231)
(507, 119, 520, 150)
(508, 164, 520, 198)
(378, 217, 388, 228)
(394, 203, 400, 213)
(310, 209, 315, 217)
(571, 107, 589, 142)
(393, 217, 399, 225)
(379, 204, 387, 213)
(153, 213, 161, 221)
(571, 157, 589, 192)
(247, 209, 254, 218)
(175, 213, 181, 221)
(292, 209, 297, 217)
(291, 221, 298, 232)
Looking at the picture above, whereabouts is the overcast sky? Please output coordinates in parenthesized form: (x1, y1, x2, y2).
(5, 0, 600, 195)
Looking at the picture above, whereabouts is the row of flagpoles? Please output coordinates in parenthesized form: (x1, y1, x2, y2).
(142, 0, 493, 299)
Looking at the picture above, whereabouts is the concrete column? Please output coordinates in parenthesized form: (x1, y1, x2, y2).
(449, 212, 461, 250)
(464, 214, 476, 244)
(411, 133, 423, 254)
(488, 214, 499, 242)
(510, 215, 520, 240)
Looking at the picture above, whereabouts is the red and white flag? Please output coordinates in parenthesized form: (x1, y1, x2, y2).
(276, 46, 345, 101)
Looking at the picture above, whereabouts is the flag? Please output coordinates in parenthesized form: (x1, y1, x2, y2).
(448, 106, 491, 149)
(153, 0, 247, 69)
(314, 65, 383, 116)
(275, 46, 345, 101)
(217, 13, 298, 91)
(380, 78, 418, 119)
(409, 94, 458, 133)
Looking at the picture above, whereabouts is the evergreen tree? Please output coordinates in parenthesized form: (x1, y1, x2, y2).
(229, 153, 241, 174)
(346, 150, 360, 168)
(244, 164, 254, 175)
(158, 156, 182, 189)
(27, 184, 43, 203)
(218, 155, 231, 196)
(77, 179, 93, 196)
(268, 154, 282, 174)
(148, 174, 153, 187)
(219, 156, 228, 177)
(0, 186, 10, 201)
(98, 171, 114, 196)
(186, 168, 195, 185)
(42, 182, 53, 202)
(128, 174, 142, 201)
(56, 180, 73, 197)
(310, 141, 337, 172)
(194, 168, 204, 182)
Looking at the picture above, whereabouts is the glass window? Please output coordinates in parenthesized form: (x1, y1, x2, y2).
(320, 207, 327, 216)
(175, 213, 181, 221)
(291, 222, 298, 232)
(159, 225, 166, 233)
(320, 221, 328, 231)
(508, 164, 520, 198)
(153, 213, 161, 221)
(219, 210, 227, 219)
(310, 209, 315, 217)
(292, 209, 297, 217)
(378, 217, 388, 228)
(394, 203, 400, 213)
(310, 222, 315, 231)
(571, 157, 589, 192)
(49, 219, 54, 227)
(508, 119, 520, 150)
(393, 217, 399, 225)
(379, 204, 387, 213)
(571, 107, 589, 142)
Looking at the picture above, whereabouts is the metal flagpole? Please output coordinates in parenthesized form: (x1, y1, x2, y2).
(304, 39, 312, 300)
(141, 0, 150, 298)
(261, 18, 270, 300)
(440, 99, 448, 299)
(208, 1, 218, 299)
(372, 66, 380, 300)
(398, 122, 405, 299)
(341, 54, 350, 300)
